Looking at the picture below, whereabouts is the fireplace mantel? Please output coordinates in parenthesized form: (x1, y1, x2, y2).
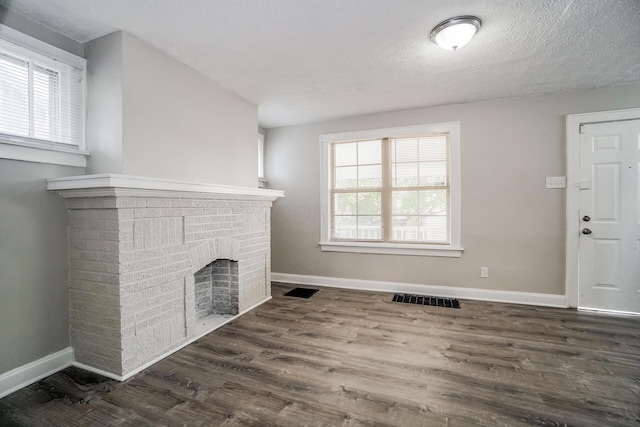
(48, 174, 283, 381)
(47, 173, 284, 200)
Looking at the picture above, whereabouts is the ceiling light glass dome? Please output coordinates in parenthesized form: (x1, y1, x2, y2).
(430, 16, 482, 51)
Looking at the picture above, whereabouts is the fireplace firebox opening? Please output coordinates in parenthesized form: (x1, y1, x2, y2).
(194, 259, 239, 319)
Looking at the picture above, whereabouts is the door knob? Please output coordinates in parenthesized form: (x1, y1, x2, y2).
(581, 228, 592, 235)
(582, 215, 591, 222)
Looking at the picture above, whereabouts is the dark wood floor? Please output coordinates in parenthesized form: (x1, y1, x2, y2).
(1, 283, 639, 426)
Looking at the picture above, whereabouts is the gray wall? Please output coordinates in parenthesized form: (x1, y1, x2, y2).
(266, 82, 640, 296)
(0, 6, 84, 375)
(85, 31, 259, 188)
(85, 31, 124, 175)
(0, 161, 83, 373)
(121, 33, 258, 187)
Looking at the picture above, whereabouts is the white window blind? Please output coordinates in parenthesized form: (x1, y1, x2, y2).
(0, 35, 85, 147)
(390, 134, 449, 243)
(330, 133, 450, 245)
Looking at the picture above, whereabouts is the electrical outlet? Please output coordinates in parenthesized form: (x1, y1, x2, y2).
(480, 267, 489, 278)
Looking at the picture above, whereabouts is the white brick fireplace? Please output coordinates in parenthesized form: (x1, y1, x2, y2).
(47, 174, 283, 380)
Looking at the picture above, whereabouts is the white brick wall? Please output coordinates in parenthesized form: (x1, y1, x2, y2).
(66, 195, 273, 377)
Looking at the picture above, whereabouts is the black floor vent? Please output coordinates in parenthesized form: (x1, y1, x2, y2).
(392, 293, 460, 309)
(284, 288, 319, 298)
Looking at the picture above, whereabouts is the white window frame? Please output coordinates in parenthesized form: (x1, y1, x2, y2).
(0, 24, 88, 167)
(258, 132, 266, 183)
(320, 122, 462, 257)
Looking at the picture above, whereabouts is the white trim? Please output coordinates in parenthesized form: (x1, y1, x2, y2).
(46, 174, 285, 201)
(272, 273, 569, 308)
(114, 295, 272, 381)
(320, 122, 461, 256)
(320, 139, 331, 247)
(0, 347, 73, 399)
(565, 108, 640, 309)
(46, 187, 282, 201)
(319, 241, 463, 257)
(319, 122, 461, 144)
(0, 297, 272, 394)
(0, 23, 85, 68)
(578, 307, 640, 317)
(0, 137, 88, 167)
(258, 133, 265, 180)
(0, 23, 87, 153)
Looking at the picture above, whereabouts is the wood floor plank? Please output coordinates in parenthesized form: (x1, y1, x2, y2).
(1, 282, 639, 426)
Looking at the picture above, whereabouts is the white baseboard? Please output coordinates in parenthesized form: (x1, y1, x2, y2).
(272, 273, 569, 308)
(0, 347, 73, 399)
(1, 297, 273, 396)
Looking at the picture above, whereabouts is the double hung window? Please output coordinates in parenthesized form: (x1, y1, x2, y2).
(0, 24, 86, 166)
(320, 123, 462, 257)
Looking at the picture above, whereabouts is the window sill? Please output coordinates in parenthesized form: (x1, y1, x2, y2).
(319, 241, 463, 257)
(0, 137, 88, 167)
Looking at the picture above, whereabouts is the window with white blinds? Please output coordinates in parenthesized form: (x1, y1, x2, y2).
(0, 27, 85, 148)
(321, 123, 462, 257)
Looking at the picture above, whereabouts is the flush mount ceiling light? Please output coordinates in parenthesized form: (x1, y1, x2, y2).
(430, 16, 482, 51)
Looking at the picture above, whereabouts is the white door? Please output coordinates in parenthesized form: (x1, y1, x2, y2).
(578, 119, 640, 314)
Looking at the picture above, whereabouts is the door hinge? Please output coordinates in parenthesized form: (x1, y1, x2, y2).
(579, 124, 584, 134)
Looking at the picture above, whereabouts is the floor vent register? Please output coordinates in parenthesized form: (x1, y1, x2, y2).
(392, 293, 460, 309)
(284, 288, 319, 298)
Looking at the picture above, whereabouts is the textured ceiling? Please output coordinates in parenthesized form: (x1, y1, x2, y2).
(3, 0, 640, 128)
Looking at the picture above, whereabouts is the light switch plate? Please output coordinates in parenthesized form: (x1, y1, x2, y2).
(546, 176, 566, 189)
